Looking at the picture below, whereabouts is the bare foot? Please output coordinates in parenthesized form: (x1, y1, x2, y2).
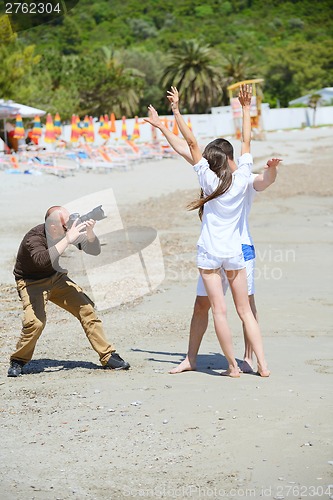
(257, 365, 271, 377)
(220, 367, 241, 378)
(169, 357, 196, 374)
(240, 359, 254, 373)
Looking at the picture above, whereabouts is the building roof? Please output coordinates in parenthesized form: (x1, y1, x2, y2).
(289, 88, 333, 106)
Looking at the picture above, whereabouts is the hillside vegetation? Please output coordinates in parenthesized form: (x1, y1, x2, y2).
(1, 0, 332, 119)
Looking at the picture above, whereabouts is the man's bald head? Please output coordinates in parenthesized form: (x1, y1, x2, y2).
(45, 205, 67, 221)
(45, 206, 70, 239)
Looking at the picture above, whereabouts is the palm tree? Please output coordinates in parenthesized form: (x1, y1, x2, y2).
(98, 46, 145, 117)
(222, 54, 255, 82)
(100, 45, 116, 70)
(111, 66, 145, 117)
(221, 54, 257, 105)
(161, 40, 224, 113)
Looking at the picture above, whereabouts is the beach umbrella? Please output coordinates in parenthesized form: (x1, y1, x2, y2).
(98, 115, 104, 137)
(0, 101, 46, 146)
(131, 116, 140, 140)
(81, 115, 89, 139)
(70, 114, 80, 143)
(54, 112, 62, 137)
(110, 112, 116, 133)
(121, 116, 128, 139)
(13, 113, 25, 139)
(86, 116, 95, 143)
(104, 114, 111, 139)
(98, 115, 108, 139)
(172, 118, 179, 136)
(44, 113, 56, 143)
(31, 115, 42, 140)
(76, 115, 83, 135)
(187, 117, 193, 131)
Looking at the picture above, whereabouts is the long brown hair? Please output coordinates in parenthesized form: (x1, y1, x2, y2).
(187, 139, 234, 217)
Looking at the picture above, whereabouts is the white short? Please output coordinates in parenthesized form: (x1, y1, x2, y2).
(197, 258, 256, 297)
(197, 246, 245, 271)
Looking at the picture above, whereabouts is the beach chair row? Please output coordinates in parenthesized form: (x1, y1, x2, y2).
(0, 140, 178, 176)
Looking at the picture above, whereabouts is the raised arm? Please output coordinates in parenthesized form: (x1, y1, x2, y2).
(144, 105, 194, 165)
(167, 86, 202, 164)
(253, 158, 282, 191)
(238, 84, 252, 155)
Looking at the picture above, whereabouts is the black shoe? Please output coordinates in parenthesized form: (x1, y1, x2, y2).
(7, 360, 24, 377)
(105, 352, 130, 370)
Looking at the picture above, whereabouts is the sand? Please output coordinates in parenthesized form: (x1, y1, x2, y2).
(0, 127, 332, 499)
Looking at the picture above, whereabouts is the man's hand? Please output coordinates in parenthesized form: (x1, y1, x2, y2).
(238, 84, 252, 108)
(166, 86, 179, 112)
(144, 105, 163, 128)
(66, 219, 87, 244)
(84, 219, 97, 242)
(265, 158, 282, 169)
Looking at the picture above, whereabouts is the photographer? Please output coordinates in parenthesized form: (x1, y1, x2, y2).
(8, 205, 130, 377)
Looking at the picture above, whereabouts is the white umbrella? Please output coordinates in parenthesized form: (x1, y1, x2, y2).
(0, 100, 46, 149)
(0, 99, 46, 118)
(0, 103, 19, 118)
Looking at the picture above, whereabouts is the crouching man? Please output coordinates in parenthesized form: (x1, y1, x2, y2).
(8, 205, 130, 377)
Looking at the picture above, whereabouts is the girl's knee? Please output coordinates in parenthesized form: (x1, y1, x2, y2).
(211, 303, 227, 317)
(235, 304, 251, 319)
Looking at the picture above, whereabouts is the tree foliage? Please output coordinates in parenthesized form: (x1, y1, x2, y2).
(161, 40, 224, 113)
(1, 0, 332, 117)
(263, 40, 333, 107)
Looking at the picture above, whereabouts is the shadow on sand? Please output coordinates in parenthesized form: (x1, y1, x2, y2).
(21, 358, 100, 375)
(131, 348, 246, 376)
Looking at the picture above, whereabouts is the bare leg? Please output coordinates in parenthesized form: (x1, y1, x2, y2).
(226, 269, 270, 377)
(200, 269, 240, 378)
(169, 296, 210, 373)
(241, 294, 257, 372)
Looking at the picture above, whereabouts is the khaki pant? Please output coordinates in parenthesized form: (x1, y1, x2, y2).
(11, 272, 115, 366)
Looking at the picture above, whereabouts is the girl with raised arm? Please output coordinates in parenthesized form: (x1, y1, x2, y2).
(167, 85, 270, 377)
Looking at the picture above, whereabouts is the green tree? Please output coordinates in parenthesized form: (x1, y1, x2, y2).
(100, 45, 117, 69)
(57, 52, 144, 117)
(3, 0, 333, 115)
(59, 16, 82, 55)
(263, 41, 333, 107)
(221, 54, 257, 105)
(0, 21, 41, 100)
(161, 40, 224, 113)
(38, 49, 64, 90)
(97, 47, 146, 116)
(128, 18, 158, 41)
(117, 48, 165, 115)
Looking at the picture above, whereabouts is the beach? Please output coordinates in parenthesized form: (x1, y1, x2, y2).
(0, 127, 332, 499)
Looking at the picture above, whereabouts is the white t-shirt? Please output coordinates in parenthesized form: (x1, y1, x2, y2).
(240, 173, 258, 246)
(194, 153, 253, 258)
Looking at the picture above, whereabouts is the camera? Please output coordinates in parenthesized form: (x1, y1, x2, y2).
(67, 205, 107, 229)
